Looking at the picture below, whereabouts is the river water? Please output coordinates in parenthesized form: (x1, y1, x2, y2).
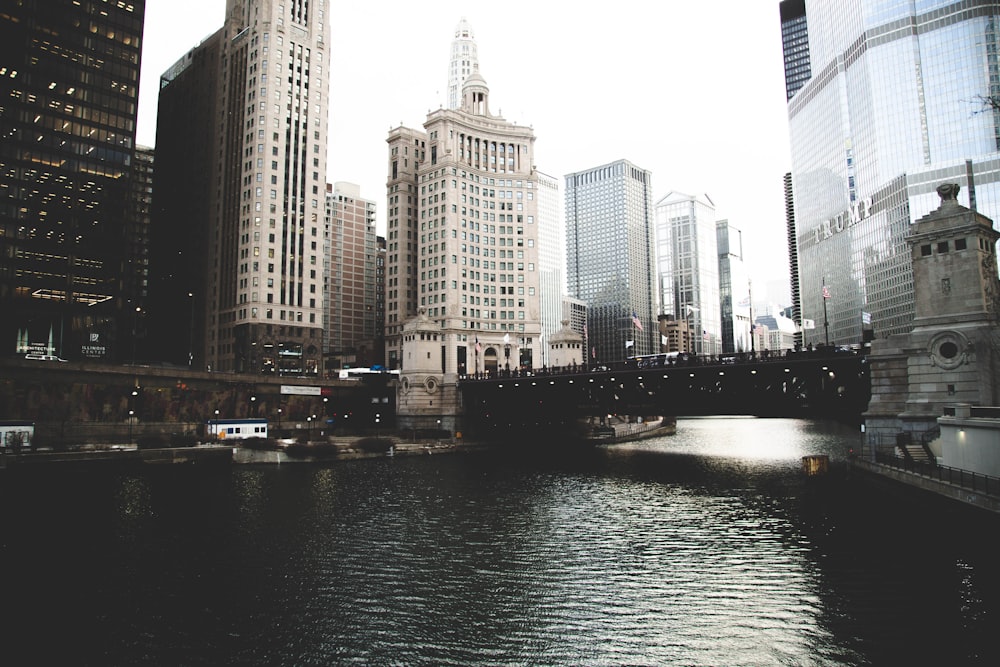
(3, 417, 999, 666)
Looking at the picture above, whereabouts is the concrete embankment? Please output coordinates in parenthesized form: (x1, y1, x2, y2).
(2, 422, 676, 470)
(234, 439, 487, 464)
(851, 458, 1000, 515)
(2, 445, 234, 468)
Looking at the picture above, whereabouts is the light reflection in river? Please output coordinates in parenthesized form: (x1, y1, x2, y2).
(1, 417, 998, 666)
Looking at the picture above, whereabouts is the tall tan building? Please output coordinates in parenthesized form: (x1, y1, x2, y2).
(385, 66, 542, 378)
(152, 0, 330, 375)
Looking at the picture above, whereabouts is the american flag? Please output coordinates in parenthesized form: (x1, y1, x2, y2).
(631, 311, 644, 331)
(822, 285, 831, 300)
(475, 335, 481, 353)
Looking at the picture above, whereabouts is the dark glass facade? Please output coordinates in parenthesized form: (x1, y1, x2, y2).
(126, 145, 153, 359)
(147, 31, 222, 369)
(779, 0, 811, 101)
(716, 219, 750, 354)
(0, 0, 145, 361)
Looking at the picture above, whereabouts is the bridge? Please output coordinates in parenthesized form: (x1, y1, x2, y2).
(0, 358, 394, 445)
(458, 349, 871, 440)
(0, 349, 870, 445)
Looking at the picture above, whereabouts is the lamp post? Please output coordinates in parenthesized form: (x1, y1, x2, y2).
(214, 408, 220, 442)
(822, 277, 831, 346)
(436, 418, 441, 445)
(131, 305, 141, 366)
(277, 407, 282, 436)
(375, 413, 380, 439)
(322, 397, 328, 437)
(307, 416, 312, 442)
(250, 395, 256, 417)
(187, 292, 194, 368)
(129, 389, 138, 446)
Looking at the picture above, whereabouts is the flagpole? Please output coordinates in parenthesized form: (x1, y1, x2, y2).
(748, 279, 755, 355)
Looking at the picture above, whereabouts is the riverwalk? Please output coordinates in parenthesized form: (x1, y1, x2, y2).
(851, 455, 1000, 515)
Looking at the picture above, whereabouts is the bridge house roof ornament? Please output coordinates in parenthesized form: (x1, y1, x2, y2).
(937, 182, 960, 206)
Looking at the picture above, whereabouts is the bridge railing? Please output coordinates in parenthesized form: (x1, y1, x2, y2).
(459, 347, 865, 382)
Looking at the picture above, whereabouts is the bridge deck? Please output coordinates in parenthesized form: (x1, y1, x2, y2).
(459, 349, 870, 438)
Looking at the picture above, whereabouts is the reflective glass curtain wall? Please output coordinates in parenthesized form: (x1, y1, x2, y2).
(788, 0, 1000, 347)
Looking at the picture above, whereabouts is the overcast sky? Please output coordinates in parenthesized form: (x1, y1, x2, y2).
(138, 0, 793, 304)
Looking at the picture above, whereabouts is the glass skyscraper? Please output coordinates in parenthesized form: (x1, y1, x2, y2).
(779, 0, 812, 101)
(565, 160, 656, 364)
(535, 171, 564, 366)
(784, 0, 1000, 347)
(0, 0, 145, 362)
(716, 219, 751, 354)
(655, 192, 721, 357)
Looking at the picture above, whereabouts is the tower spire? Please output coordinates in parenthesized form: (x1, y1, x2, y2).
(447, 17, 478, 110)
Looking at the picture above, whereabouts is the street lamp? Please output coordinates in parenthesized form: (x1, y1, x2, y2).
(214, 408, 220, 442)
(187, 292, 195, 368)
(131, 305, 141, 366)
(322, 397, 329, 436)
(129, 389, 139, 446)
(277, 407, 282, 436)
(250, 395, 256, 417)
(375, 413, 380, 439)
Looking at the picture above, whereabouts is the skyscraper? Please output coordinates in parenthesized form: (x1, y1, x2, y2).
(127, 146, 155, 360)
(779, 0, 811, 101)
(323, 182, 378, 370)
(655, 192, 720, 357)
(148, 31, 223, 369)
(152, 0, 330, 374)
(446, 18, 478, 111)
(535, 170, 564, 366)
(716, 219, 751, 354)
(783, 172, 803, 350)
(386, 64, 542, 376)
(0, 0, 146, 362)
(783, 0, 1000, 347)
(565, 160, 657, 363)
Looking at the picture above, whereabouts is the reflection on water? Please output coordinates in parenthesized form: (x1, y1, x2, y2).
(2, 418, 998, 665)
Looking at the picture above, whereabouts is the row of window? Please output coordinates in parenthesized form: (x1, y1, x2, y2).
(919, 237, 970, 256)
